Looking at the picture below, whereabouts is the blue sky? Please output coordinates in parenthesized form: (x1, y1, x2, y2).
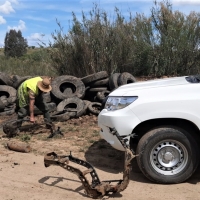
(0, 0, 200, 47)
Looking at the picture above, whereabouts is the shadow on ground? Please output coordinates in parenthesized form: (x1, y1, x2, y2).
(85, 139, 200, 185)
(84, 139, 151, 184)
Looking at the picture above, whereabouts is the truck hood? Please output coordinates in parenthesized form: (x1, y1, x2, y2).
(110, 76, 190, 96)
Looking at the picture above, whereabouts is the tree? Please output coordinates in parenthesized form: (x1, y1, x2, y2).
(4, 29, 28, 57)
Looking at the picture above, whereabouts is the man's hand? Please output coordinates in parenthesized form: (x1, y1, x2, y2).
(28, 89, 36, 123)
(29, 116, 36, 123)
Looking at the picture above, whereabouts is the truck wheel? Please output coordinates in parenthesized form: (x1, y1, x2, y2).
(136, 127, 199, 184)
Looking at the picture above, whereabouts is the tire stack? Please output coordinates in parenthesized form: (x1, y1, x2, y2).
(0, 71, 137, 121)
(0, 73, 17, 116)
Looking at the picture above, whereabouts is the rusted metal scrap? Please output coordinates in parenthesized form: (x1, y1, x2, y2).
(7, 141, 31, 153)
(44, 131, 135, 199)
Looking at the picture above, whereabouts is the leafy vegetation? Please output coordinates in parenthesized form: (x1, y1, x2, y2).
(0, 48, 57, 77)
(4, 30, 28, 58)
(1, 0, 200, 78)
(47, 1, 200, 77)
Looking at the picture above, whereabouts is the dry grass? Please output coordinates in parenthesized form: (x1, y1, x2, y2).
(0, 113, 124, 170)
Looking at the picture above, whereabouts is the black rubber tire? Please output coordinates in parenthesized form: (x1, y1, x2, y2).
(136, 127, 199, 184)
(117, 72, 137, 86)
(51, 75, 85, 100)
(50, 111, 71, 122)
(0, 73, 13, 86)
(108, 73, 121, 91)
(12, 75, 32, 89)
(63, 88, 73, 96)
(0, 107, 15, 116)
(56, 97, 85, 118)
(0, 85, 17, 104)
(81, 71, 108, 85)
(43, 92, 51, 103)
(0, 98, 5, 110)
(76, 100, 91, 117)
(88, 87, 108, 92)
(88, 102, 102, 115)
(34, 102, 57, 115)
(0, 95, 8, 106)
(4, 104, 15, 111)
(96, 90, 110, 102)
(89, 78, 109, 87)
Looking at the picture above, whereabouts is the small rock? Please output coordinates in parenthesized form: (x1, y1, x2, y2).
(14, 162, 19, 165)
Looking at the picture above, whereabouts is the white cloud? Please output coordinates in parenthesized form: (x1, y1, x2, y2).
(28, 33, 44, 41)
(172, 0, 200, 4)
(0, 1, 15, 14)
(80, 0, 200, 4)
(27, 33, 52, 47)
(9, 0, 18, 4)
(26, 16, 49, 22)
(8, 20, 26, 31)
(0, 15, 6, 24)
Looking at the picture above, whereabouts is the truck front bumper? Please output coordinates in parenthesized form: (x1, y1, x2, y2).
(98, 108, 141, 151)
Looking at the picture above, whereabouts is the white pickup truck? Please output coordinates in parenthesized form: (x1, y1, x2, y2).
(98, 75, 200, 184)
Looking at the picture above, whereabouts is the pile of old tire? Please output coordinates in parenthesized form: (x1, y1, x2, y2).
(0, 73, 18, 116)
(0, 71, 136, 121)
(49, 71, 136, 121)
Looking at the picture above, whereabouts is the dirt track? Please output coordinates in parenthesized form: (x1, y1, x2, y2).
(1, 115, 200, 200)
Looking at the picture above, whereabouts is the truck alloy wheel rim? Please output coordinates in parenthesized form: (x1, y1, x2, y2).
(150, 140, 188, 175)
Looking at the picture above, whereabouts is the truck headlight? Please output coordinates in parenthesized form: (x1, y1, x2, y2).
(105, 96, 138, 111)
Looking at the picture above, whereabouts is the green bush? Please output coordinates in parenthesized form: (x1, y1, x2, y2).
(0, 48, 57, 77)
(47, 1, 200, 77)
(1, 0, 200, 78)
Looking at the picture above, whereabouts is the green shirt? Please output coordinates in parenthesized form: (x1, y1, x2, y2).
(17, 77, 42, 108)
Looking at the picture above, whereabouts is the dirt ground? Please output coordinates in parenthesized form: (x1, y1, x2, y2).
(1, 114, 200, 200)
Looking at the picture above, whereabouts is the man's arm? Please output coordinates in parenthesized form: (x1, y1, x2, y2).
(28, 89, 36, 123)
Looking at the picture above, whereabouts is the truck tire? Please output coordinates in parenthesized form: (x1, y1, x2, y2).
(51, 75, 85, 100)
(117, 72, 136, 86)
(0, 107, 15, 116)
(43, 92, 51, 103)
(88, 87, 108, 92)
(0, 73, 13, 86)
(88, 102, 102, 115)
(136, 127, 199, 184)
(0, 85, 17, 104)
(96, 90, 110, 102)
(108, 73, 120, 91)
(34, 102, 57, 115)
(0, 98, 5, 110)
(81, 71, 108, 85)
(76, 100, 91, 117)
(89, 78, 109, 87)
(56, 97, 85, 118)
(50, 111, 71, 122)
(12, 75, 32, 89)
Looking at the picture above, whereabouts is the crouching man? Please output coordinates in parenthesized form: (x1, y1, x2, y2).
(16, 76, 52, 125)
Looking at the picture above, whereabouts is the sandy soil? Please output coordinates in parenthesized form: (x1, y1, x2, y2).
(1, 114, 200, 200)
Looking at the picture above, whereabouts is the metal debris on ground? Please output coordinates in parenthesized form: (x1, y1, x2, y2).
(47, 126, 63, 138)
(44, 131, 135, 199)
